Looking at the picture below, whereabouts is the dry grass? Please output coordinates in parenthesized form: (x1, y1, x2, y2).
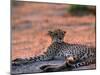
(11, 2, 96, 60)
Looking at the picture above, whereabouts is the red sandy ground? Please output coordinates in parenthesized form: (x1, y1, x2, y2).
(11, 2, 96, 60)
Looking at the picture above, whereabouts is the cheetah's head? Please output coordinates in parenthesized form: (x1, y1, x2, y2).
(48, 29, 66, 43)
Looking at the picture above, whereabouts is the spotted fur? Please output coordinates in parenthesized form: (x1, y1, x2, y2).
(12, 29, 96, 68)
(32, 29, 96, 68)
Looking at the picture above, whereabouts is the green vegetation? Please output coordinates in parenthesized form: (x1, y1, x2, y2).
(68, 5, 96, 16)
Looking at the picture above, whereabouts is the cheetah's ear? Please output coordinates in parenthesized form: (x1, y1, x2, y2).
(48, 31, 53, 35)
(63, 31, 66, 34)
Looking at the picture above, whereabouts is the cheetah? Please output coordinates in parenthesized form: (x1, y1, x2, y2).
(12, 29, 96, 68)
(31, 29, 68, 61)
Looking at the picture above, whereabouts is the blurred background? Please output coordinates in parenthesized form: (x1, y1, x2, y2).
(11, 0, 96, 60)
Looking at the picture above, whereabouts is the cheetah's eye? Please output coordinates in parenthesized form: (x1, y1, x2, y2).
(54, 33, 57, 36)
